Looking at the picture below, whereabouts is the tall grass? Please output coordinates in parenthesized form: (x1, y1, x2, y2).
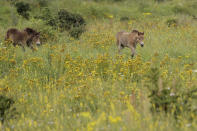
(0, 0, 197, 130)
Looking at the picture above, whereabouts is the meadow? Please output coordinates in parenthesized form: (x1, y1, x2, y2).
(0, 0, 197, 130)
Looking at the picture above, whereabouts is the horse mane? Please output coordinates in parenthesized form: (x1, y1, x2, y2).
(23, 28, 40, 46)
(24, 27, 38, 35)
(132, 30, 139, 33)
(131, 29, 144, 35)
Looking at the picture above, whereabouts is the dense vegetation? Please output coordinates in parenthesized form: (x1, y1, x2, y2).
(0, 0, 197, 130)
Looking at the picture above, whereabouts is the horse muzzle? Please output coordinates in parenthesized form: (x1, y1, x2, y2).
(140, 42, 144, 47)
(36, 42, 41, 46)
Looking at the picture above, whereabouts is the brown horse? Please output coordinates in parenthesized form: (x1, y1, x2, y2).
(116, 30, 144, 58)
(23, 27, 41, 46)
(5, 28, 41, 51)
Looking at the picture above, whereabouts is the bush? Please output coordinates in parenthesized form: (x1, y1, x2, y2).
(39, 8, 57, 28)
(57, 9, 86, 38)
(0, 95, 15, 123)
(69, 26, 86, 39)
(58, 9, 86, 30)
(39, 26, 58, 42)
(145, 67, 197, 119)
(15, 2, 31, 19)
(166, 18, 178, 27)
(145, 68, 177, 113)
(120, 16, 130, 21)
(35, 9, 86, 39)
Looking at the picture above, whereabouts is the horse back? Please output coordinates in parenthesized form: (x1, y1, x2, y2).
(5, 28, 19, 40)
(5, 28, 28, 43)
(117, 31, 131, 45)
(116, 31, 125, 39)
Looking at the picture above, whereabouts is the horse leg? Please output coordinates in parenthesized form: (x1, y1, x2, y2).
(118, 43, 124, 54)
(21, 45, 25, 52)
(116, 39, 121, 53)
(26, 38, 32, 47)
(29, 44, 35, 52)
(118, 45, 121, 54)
(130, 47, 136, 58)
(13, 43, 16, 47)
(20, 41, 26, 52)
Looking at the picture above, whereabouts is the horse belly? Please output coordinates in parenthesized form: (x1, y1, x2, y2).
(120, 38, 129, 47)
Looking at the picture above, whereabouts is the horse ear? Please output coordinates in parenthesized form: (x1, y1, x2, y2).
(138, 32, 144, 35)
(36, 32, 41, 35)
(132, 30, 139, 33)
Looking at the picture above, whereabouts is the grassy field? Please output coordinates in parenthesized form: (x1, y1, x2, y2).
(0, 0, 197, 130)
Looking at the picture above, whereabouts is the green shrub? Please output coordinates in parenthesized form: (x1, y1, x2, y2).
(146, 67, 197, 120)
(120, 16, 130, 21)
(38, 7, 58, 28)
(0, 95, 15, 123)
(69, 26, 86, 39)
(58, 9, 86, 30)
(166, 18, 178, 27)
(39, 25, 57, 42)
(35, 8, 87, 39)
(146, 67, 177, 113)
(57, 9, 86, 38)
(15, 2, 31, 19)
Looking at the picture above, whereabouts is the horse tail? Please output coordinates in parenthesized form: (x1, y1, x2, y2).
(5, 31, 10, 41)
(5, 28, 18, 41)
(116, 32, 124, 46)
(116, 32, 120, 46)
